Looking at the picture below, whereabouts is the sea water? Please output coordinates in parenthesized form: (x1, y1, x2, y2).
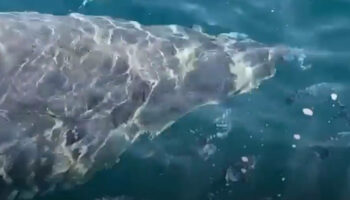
(0, 0, 350, 200)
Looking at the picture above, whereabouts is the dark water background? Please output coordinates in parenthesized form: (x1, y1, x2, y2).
(1, 0, 350, 199)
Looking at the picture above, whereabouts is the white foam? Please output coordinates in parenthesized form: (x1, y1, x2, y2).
(331, 93, 338, 101)
(302, 108, 313, 116)
(293, 134, 301, 140)
(241, 156, 249, 162)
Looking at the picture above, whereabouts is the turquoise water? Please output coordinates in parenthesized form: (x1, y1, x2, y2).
(1, 0, 350, 200)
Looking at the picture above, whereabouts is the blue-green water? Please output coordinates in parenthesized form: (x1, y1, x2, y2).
(1, 0, 350, 200)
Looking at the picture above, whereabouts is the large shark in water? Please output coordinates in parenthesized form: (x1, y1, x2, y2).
(0, 12, 288, 199)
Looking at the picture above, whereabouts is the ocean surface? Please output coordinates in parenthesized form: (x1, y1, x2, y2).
(1, 0, 350, 200)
